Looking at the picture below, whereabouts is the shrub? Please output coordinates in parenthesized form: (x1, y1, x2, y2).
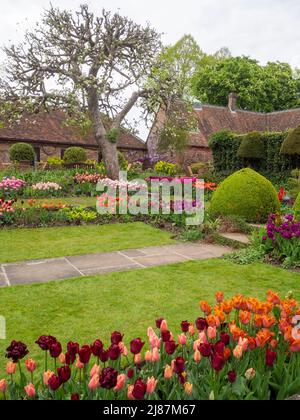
(237, 131, 264, 159)
(47, 157, 64, 167)
(118, 152, 128, 170)
(63, 147, 87, 164)
(9, 143, 35, 163)
(210, 168, 280, 222)
(280, 125, 300, 155)
(154, 161, 177, 176)
(294, 193, 300, 220)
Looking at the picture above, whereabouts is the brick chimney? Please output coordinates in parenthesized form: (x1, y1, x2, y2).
(228, 92, 237, 112)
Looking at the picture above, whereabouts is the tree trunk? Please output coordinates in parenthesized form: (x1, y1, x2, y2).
(88, 88, 120, 180)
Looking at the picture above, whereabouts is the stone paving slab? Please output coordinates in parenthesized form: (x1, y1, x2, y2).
(219, 233, 251, 245)
(1, 243, 233, 286)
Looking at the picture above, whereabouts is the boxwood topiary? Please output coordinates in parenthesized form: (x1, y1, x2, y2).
(281, 125, 300, 155)
(210, 168, 280, 222)
(237, 131, 264, 159)
(294, 193, 300, 221)
(63, 147, 87, 164)
(9, 142, 35, 162)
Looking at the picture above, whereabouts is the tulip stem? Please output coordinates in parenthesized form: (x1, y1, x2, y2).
(45, 351, 48, 372)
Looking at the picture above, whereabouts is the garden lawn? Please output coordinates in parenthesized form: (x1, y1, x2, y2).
(0, 259, 300, 375)
(0, 222, 175, 263)
(14, 196, 97, 208)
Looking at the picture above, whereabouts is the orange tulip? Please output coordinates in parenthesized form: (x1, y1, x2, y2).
(90, 363, 101, 378)
(134, 353, 142, 365)
(0, 379, 7, 393)
(233, 345, 243, 359)
(184, 382, 193, 395)
(58, 353, 66, 365)
(290, 340, 300, 352)
(223, 348, 231, 360)
(114, 374, 126, 392)
(43, 370, 54, 386)
(255, 329, 274, 348)
(127, 385, 134, 400)
(6, 362, 17, 375)
(193, 350, 201, 363)
(25, 359, 37, 373)
(199, 301, 212, 315)
(88, 374, 100, 390)
(239, 311, 251, 325)
(145, 350, 152, 362)
(188, 324, 195, 336)
(160, 319, 168, 333)
(24, 383, 36, 398)
(164, 364, 173, 379)
(215, 291, 224, 303)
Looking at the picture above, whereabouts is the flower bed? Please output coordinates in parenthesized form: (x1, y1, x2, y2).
(0, 177, 26, 199)
(1, 291, 300, 400)
(74, 173, 105, 184)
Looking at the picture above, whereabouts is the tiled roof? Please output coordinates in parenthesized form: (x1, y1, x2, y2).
(190, 105, 300, 148)
(0, 109, 147, 150)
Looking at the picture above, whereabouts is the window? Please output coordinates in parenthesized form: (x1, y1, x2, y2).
(61, 149, 66, 159)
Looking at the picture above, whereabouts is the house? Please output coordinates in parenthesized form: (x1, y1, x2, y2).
(0, 109, 147, 166)
(146, 93, 300, 166)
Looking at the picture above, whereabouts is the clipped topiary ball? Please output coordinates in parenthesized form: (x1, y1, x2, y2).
(294, 193, 300, 221)
(280, 125, 300, 155)
(210, 168, 280, 222)
(63, 147, 87, 164)
(237, 131, 264, 159)
(9, 142, 35, 162)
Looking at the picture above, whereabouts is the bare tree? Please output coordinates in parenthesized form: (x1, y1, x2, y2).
(0, 4, 176, 179)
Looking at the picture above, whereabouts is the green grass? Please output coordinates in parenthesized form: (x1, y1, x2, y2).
(0, 222, 175, 263)
(0, 259, 299, 375)
(15, 196, 97, 208)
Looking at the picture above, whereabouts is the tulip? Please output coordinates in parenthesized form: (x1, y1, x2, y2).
(88, 374, 100, 390)
(188, 324, 195, 336)
(49, 342, 62, 359)
(150, 335, 161, 349)
(152, 347, 160, 362)
(238, 337, 248, 352)
(224, 348, 231, 361)
(90, 363, 101, 378)
(145, 350, 152, 362)
(215, 291, 224, 303)
(178, 334, 187, 345)
(181, 321, 190, 333)
(71, 393, 80, 400)
(265, 349, 277, 367)
(127, 385, 134, 400)
(134, 353, 142, 365)
(48, 374, 61, 391)
(160, 319, 168, 333)
(6, 361, 17, 375)
(147, 327, 155, 338)
(118, 342, 128, 356)
(193, 350, 201, 363)
(132, 378, 147, 400)
(99, 367, 118, 389)
(0, 379, 7, 393)
(57, 365, 71, 383)
(146, 376, 158, 394)
(211, 354, 225, 372)
(76, 358, 84, 369)
(233, 345, 243, 359)
(184, 382, 193, 396)
(43, 370, 54, 386)
(228, 371, 237, 383)
(195, 317, 208, 331)
(164, 364, 173, 379)
(114, 374, 126, 392)
(130, 338, 145, 355)
(198, 331, 208, 344)
(24, 383, 35, 398)
(245, 368, 256, 380)
(207, 326, 217, 340)
(25, 359, 37, 373)
(58, 353, 66, 365)
(78, 345, 91, 364)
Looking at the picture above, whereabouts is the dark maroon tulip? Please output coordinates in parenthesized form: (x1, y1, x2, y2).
(71, 393, 80, 400)
(99, 349, 109, 363)
(220, 332, 230, 345)
(6, 340, 29, 363)
(214, 340, 225, 356)
(228, 371, 237, 383)
(108, 344, 121, 360)
(49, 342, 62, 359)
(199, 343, 213, 358)
(130, 338, 145, 355)
(67, 341, 79, 356)
(165, 340, 178, 355)
(127, 368, 134, 379)
(57, 365, 71, 383)
(91, 339, 104, 357)
(78, 345, 91, 364)
(266, 349, 277, 367)
(35, 336, 57, 351)
(48, 374, 62, 391)
(155, 318, 164, 329)
(195, 317, 208, 331)
(132, 378, 147, 400)
(110, 331, 123, 345)
(161, 330, 171, 342)
(178, 373, 186, 384)
(181, 321, 190, 333)
(211, 354, 225, 372)
(173, 357, 185, 374)
(65, 351, 76, 366)
(99, 367, 118, 389)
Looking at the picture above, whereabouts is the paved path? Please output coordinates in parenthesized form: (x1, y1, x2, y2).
(0, 243, 233, 287)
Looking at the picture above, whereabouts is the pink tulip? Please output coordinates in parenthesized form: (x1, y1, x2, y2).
(233, 345, 243, 359)
(6, 362, 17, 375)
(238, 337, 249, 352)
(90, 363, 101, 378)
(146, 376, 158, 394)
(160, 320, 168, 333)
(134, 353, 142, 365)
(147, 327, 155, 338)
(0, 379, 7, 393)
(24, 383, 35, 398)
(76, 358, 84, 369)
(193, 339, 201, 351)
(207, 326, 217, 340)
(178, 334, 187, 345)
(152, 347, 160, 362)
(188, 324, 195, 336)
(145, 350, 152, 362)
(127, 384, 134, 400)
(88, 374, 100, 390)
(118, 342, 128, 357)
(25, 359, 37, 373)
(43, 370, 54, 386)
(114, 374, 126, 391)
(198, 331, 208, 344)
(150, 335, 161, 348)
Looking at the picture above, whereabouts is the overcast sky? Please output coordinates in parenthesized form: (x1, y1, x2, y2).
(1, 0, 299, 67)
(0, 0, 299, 139)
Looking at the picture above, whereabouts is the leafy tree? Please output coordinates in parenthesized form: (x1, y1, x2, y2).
(0, 4, 180, 179)
(192, 56, 300, 112)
